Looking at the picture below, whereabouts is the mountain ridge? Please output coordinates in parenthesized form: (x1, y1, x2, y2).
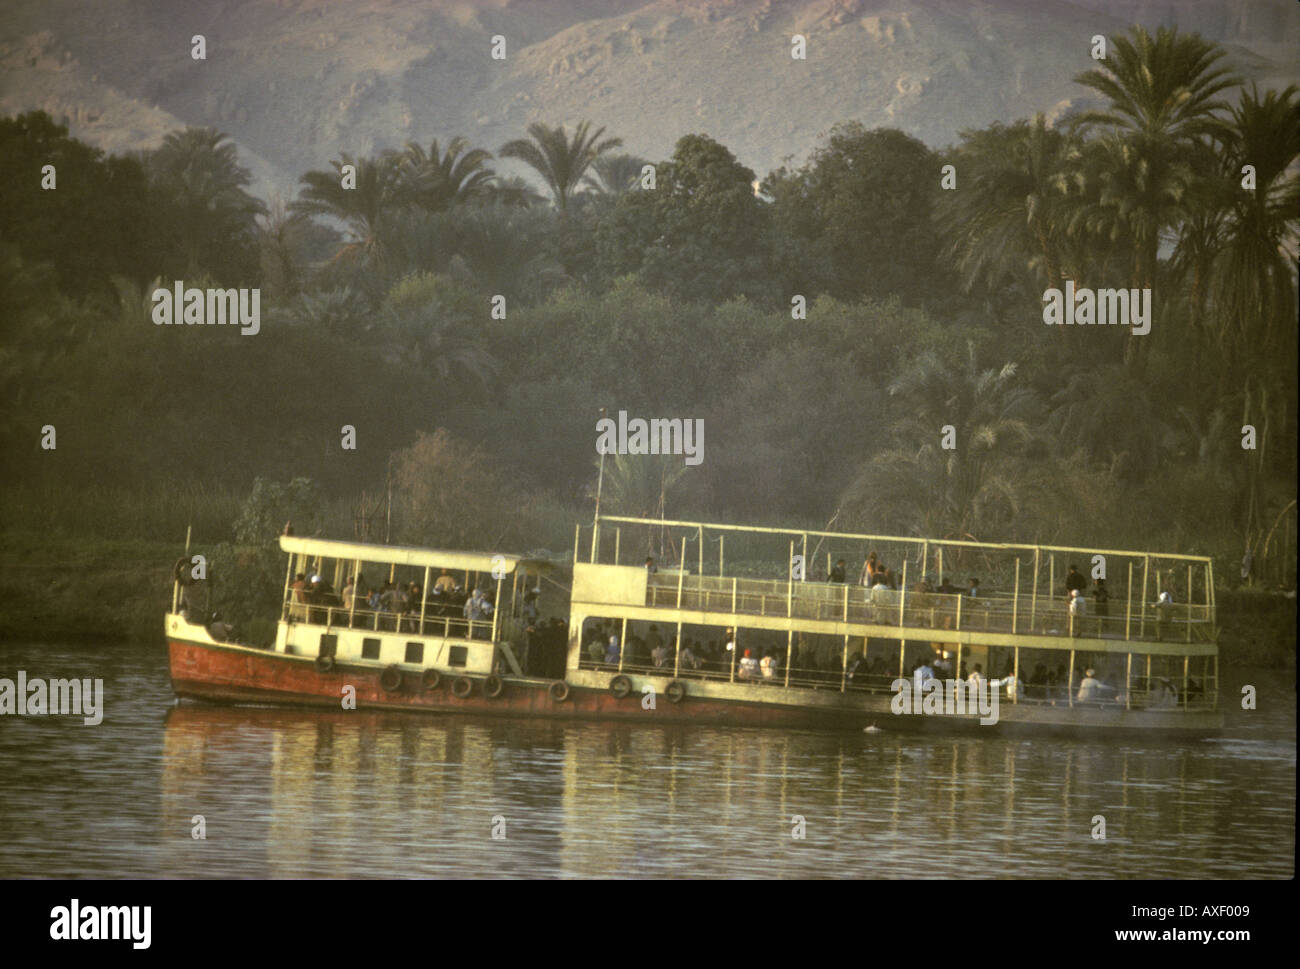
(2, 0, 1296, 200)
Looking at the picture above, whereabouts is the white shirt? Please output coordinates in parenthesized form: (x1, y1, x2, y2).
(1077, 676, 1103, 702)
(760, 656, 777, 679)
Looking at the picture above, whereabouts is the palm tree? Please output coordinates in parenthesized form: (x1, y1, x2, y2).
(483, 174, 546, 208)
(1204, 84, 1300, 377)
(583, 153, 649, 196)
(1070, 26, 1239, 362)
(841, 341, 1038, 541)
(1047, 362, 1179, 482)
(590, 452, 691, 559)
(438, 204, 568, 303)
(257, 199, 313, 299)
(291, 153, 401, 269)
(147, 127, 266, 278)
(391, 137, 495, 212)
(377, 273, 499, 389)
(499, 121, 623, 212)
(941, 116, 1073, 296)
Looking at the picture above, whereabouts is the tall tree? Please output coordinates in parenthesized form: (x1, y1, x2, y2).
(1204, 84, 1300, 377)
(499, 121, 622, 212)
(762, 124, 943, 304)
(1070, 26, 1239, 362)
(0, 112, 152, 298)
(391, 136, 495, 212)
(598, 134, 773, 304)
(147, 127, 266, 282)
(583, 153, 649, 197)
(941, 115, 1074, 297)
(840, 341, 1038, 541)
(291, 153, 401, 271)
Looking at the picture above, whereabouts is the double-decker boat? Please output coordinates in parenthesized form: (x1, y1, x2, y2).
(166, 515, 1222, 736)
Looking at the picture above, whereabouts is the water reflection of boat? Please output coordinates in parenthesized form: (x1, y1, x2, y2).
(166, 516, 1222, 736)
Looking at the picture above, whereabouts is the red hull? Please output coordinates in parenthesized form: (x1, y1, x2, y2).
(168, 637, 882, 730)
(167, 638, 1220, 737)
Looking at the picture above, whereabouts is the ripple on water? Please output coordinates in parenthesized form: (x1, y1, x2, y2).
(0, 646, 1293, 878)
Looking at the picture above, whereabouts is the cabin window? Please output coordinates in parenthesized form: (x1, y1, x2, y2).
(319, 634, 338, 659)
(448, 645, 468, 668)
(362, 637, 381, 660)
(405, 641, 424, 664)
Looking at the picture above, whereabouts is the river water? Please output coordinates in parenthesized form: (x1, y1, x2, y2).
(0, 641, 1292, 879)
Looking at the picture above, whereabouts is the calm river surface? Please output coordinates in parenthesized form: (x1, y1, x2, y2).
(0, 641, 1293, 879)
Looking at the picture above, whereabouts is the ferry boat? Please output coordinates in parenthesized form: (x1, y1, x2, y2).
(166, 515, 1222, 736)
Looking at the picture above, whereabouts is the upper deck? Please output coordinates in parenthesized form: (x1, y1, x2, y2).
(573, 516, 1216, 655)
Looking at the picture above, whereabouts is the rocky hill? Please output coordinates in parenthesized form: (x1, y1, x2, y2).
(2, 0, 1296, 200)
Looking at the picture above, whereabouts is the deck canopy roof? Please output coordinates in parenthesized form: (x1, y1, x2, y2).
(279, 535, 557, 576)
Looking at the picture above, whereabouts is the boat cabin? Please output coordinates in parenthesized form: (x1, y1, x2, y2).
(274, 536, 553, 677)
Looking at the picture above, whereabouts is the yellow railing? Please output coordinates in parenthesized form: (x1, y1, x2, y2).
(283, 597, 495, 640)
(643, 572, 1215, 645)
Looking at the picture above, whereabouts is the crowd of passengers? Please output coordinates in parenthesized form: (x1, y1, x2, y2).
(580, 621, 787, 681)
(580, 615, 1199, 707)
(720, 551, 1182, 638)
(900, 650, 1200, 707)
(289, 568, 499, 636)
(287, 568, 570, 677)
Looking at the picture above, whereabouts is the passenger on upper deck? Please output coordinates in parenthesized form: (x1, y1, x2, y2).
(968, 577, 980, 597)
(1153, 590, 1174, 640)
(1094, 578, 1110, 619)
(290, 572, 307, 620)
(645, 556, 657, 573)
(760, 651, 778, 681)
(1068, 588, 1087, 636)
(830, 559, 847, 583)
(464, 588, 492, 622)
(434, 569, 457, 594)
(1065, 564, 1088, 600)
(604, 634, 621, 666)
(380, 581, 404, 614)
(860, 552, 881, 587)
(738, 649, 759, 679)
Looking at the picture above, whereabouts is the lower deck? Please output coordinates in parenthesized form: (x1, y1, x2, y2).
(166, 615, 1223, 737)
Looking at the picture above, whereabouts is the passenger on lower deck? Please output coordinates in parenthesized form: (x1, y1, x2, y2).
(738, 648, 759, 679)
(679, 640, 702, 671)
(1076, 667, 1108, 702)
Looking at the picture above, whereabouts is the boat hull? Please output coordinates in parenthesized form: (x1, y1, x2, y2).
(168, 636, 1222, 738)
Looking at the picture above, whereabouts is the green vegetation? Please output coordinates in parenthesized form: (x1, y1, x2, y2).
(0, 27, 1295, 651)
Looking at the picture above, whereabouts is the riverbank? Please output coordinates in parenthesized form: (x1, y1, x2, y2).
(1, 537, 1293, 668)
